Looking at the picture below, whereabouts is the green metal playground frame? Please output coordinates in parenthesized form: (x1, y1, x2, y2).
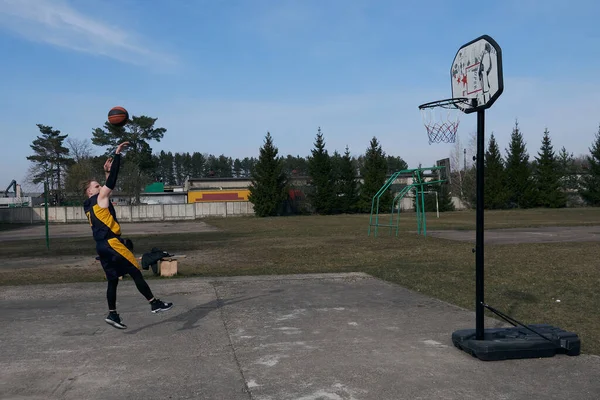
(368, 166, 446, 237)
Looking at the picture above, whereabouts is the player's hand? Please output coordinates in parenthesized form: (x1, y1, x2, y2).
(115, 141, 130, 154)
(104, 158, 113, 173)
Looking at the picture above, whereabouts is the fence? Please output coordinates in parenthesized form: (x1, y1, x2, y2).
(0, 202, 255, 224)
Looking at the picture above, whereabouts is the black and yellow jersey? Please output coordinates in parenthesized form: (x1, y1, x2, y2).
(83, 194, 121, 242)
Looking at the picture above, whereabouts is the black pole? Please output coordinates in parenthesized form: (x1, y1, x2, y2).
(475, 109, 485, 340)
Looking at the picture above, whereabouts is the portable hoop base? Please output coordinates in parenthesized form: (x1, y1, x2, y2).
(452, 325, 581, 362)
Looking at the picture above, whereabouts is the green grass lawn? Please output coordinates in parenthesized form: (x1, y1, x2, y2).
(2, 208, 600, 354)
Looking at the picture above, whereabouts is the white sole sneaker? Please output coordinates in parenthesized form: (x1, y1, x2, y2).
(151, 304, 173, 313)
(105, 318, 127, 329)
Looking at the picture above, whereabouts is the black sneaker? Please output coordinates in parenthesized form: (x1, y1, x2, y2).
(105, 312, 127, 329)
(151, 298, 173, 313)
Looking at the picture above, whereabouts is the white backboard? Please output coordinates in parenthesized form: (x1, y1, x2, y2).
(451, 35, 503, 114)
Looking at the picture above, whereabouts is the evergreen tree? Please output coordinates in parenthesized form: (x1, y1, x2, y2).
(338, 146, 360, 213)
(356, 155, 366, 176)
(357, 136, 390, 213)
(504, 120, 537, 208)
(182, 152, 194, 181)
(484, 133, 509, 209)
(233, 158, 243, 177)
(241, 157, 257, 177)
(205, 154, 217, 177)
(439, 183, 455, 211)
(580, 124, 600, 206)
(26, 124, 74, 205)
(557, 146, 579, 193)
(307, 127, 336, 214)
(218, 155, 234, 177)
(422, 184, 455, 212)
(283, 155, 309, 176)
(386, 155, 408, 174)
(330, 150, 343, 208)
(91, 115, 166, 204)
(156, 151, 175, 184)
(248, 132, 288, 217)
(534, 129, 566, 208)
(191, 152, 206, 179)
(173, 153, 185, 185)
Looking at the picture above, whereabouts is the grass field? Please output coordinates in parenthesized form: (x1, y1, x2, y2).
(2, 207, 600, 354)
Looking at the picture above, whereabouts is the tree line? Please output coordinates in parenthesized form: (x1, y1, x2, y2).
(450, 120, 600, 209)
(248, 127, 459, 217)
(25, 113, 600, 214)
(24, 115, 407, 209)
(249, 128, 397, 216)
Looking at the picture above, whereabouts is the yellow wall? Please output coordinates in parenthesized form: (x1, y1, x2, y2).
(188, 189, 250, 203)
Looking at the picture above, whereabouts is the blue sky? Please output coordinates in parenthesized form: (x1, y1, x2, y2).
(1, 0, 599, 191)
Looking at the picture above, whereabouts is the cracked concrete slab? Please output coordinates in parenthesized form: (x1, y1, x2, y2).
(1, 273, 599, 400)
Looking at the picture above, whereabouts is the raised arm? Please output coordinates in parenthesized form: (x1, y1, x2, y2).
(98, 142, 129, 208)
(103, 158, 112, 181)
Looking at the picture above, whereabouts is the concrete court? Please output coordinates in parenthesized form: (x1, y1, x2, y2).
(1, 273, 599, 400)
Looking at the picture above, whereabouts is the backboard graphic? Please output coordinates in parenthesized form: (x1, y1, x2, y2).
(451, 35, 503, 114)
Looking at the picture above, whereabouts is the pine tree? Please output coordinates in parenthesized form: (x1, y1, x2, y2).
(386, 155, 408, 174)
(422, 184, 455, 212)
(191, 152, 206, 179)
(557, 146, 579, 194)
(484, 133, 508, 209)
(92, 115, 166, 204)
(241, 157, 257, 177)
(156, 151, 175, 184)
(173, 153, 185, 185)
(282, 155, 309, 176)
(357, 136, 390, 213)
(248, 132, 288, 217)
(439, 183, 455, 211)
(504, 120, 537, 208)
(534, 129, 566, 208)
(26, 124, 74, 205)
(233, 158, 243, 177)
(338, 146, 360, 213)
(580, 124, 600, 206)
(307, 127, 336, 214)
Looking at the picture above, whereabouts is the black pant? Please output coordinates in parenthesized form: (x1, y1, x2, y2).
(96, 238, 154, 310)
(107, 269, 154, 310)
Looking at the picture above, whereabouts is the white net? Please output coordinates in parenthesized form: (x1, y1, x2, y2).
(419, 104, 461, 144)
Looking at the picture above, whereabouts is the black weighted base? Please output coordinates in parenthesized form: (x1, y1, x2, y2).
(452, 324, 581, 361)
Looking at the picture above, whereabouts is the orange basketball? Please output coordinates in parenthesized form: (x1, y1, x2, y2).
(108, 106, 129, 127)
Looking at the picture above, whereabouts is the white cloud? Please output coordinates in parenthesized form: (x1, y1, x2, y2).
(0, 0, 176, 68)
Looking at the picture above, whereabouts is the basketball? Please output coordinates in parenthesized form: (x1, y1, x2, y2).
(108, 106, 129, 127)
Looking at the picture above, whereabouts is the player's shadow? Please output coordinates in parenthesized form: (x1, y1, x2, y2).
(124, 294, 265, 335)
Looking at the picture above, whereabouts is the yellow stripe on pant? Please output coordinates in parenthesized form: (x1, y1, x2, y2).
(108, 238, 141, 269)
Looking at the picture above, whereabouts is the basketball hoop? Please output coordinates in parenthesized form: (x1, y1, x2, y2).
(418, 98, 470, 144)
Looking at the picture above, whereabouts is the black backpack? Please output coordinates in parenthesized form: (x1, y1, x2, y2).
(141, 247, 173, 275)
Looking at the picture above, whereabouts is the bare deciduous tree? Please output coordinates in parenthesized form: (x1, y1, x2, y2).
(66, 137, 94, 162)
(449, 131, 477, 209)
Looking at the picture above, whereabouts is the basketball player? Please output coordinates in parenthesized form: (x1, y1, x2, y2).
(82, 141, 173, 329)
